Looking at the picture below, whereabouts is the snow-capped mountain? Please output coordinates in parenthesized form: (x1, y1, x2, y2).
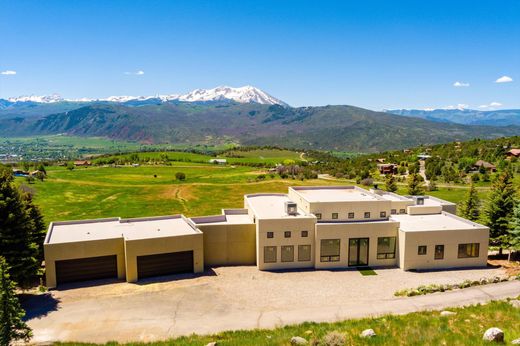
(4, 86, 287, 106)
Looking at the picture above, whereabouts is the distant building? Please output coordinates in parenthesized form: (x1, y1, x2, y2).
(417, 154, 432, 160)
(377, 163, 398, 175)
(74, 160, 92, 166)
(473, 160, 496, 172)
(375, 158, 386, 164)
(209, 159, 227, 164)
(506, 149, 520, 158)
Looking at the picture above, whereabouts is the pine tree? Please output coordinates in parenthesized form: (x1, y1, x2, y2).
(0, 257, 32, 345)
(20, 192, 46, 262)
(407, 173, 424, 195)
(384, 174, 398, 192)
(485, 170, 517, 253)
(0, 166, 40, 287)
(460, 182, 481, 221)
(509, 202, 520, 256)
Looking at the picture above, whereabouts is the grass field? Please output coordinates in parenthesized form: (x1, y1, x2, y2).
(18, 161, 490, 225)
(54, 299, 520, 345)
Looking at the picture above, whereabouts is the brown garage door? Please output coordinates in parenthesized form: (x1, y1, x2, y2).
(55, 255, 118, 285)
(137, 251, 193, 279)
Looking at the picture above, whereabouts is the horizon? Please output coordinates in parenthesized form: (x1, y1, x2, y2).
(1, 0, 519, 110)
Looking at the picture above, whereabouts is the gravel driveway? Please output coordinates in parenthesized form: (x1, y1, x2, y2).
(25, 265, 515, 344)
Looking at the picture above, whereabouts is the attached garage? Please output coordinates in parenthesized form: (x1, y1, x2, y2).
(55, 255, 118, 285)
(137, 251, 194, 279)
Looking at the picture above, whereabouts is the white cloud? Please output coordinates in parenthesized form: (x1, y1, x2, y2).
(0, 70, 16, 75)
(445, 104, 469, 110)
(495, 75, 513, 83)
(478, 101, 502, 109)
(453, 81, 470, 87)
(124, 70, 144, 76)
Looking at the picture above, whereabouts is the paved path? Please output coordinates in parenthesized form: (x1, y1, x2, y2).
(25, 267, 520, 344)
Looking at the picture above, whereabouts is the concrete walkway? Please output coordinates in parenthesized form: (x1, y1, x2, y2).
(25, 267, 520, 344)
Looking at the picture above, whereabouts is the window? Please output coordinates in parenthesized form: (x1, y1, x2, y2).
(298, 245, 312, 261)
(377, 237, 396, 259)
(301, 230, 308, 237)
(348, 212, 355, 219)
(391, 209, 397, 215)
(434, 245, 444, 260)
(264, 246, 277, 263)
(380, 211, 387, 218)
(284, 231, 291, 238)
(418, 245, 427, 255)
(399, 209, 406, 214)
(332, 213, 338, 219)
(364, 212, 371, 219)
(458, 243, 480, 258)
(281, 246, 294, 262)
(267, 232, 274, 239)
(315, 213, 322, 220)
(320, 239, 340, 262)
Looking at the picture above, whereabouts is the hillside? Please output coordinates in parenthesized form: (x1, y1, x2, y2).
(1, 102, 519, 152)
(387, 108, 520, 126)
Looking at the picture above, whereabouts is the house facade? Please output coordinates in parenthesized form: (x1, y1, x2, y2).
(44, 186, 489, 288)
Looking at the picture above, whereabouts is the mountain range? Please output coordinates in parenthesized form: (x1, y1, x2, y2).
(386, 108, 520, 126)
(1, 86, 519, 152)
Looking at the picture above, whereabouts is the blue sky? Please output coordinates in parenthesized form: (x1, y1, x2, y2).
(1, 0, 518, 110)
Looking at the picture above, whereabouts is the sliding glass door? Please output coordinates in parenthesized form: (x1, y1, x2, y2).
(348, 238, 369, 266)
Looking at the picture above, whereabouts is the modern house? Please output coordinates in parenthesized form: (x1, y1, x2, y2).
(377, 163, 398, 175)
(507, 149, 520, 158)
(473, 160, 497, 172)
(44, 186, 489, 288)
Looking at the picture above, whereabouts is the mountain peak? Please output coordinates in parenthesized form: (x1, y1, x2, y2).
(4, 85, 287, 106)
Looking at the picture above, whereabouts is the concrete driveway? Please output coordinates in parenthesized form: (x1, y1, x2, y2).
(24, 266, 520, 344)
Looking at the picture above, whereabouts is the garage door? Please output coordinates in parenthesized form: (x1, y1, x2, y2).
(55, 255, 118, 285)
(137, 251, 193, 279)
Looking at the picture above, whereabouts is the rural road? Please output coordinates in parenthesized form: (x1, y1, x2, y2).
(24, 267, 520, 344)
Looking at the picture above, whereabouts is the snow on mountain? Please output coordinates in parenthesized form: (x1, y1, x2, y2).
(4, 86, 287, 106)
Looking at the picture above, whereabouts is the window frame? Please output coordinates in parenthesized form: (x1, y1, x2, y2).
(315, 213, 322, 220)
(391, 209, 397, 215)
(266, 231, 274, 239)
(281, 245, 295, 262)
(320, 239, 340, 262)
(399, 209, 406, 214)
(301, 230, 308, 238)
(348, 212, 355, 219)
(434, 244, 444, 260)
(298, 245, 312, 262)
(332, 212, 338, 220)
(284, 231, 291, 238)
(364, 212, 371, 219)
(458, 243, 480, 258)
(417, 245, 427, 255)
(376, 236, 396, 259)
(380, 211, 387, 218)
(263, 246, 277, 263)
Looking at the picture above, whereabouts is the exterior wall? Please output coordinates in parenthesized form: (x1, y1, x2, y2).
(399, 228, 489, 270)
(197, 223, 256, 266)
(441, 203, 457, 215)
(314, 221, 400, 269)
(308, 200, 392, 222)
(44, 238, 125, 289)
(389, 200, 413, 214)
(124, 233, 204, 282)
(256, 217, 317, 270)
(407, 205, 443, 215)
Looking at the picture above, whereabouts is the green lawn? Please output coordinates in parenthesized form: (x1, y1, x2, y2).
(54, 299, 520, 345)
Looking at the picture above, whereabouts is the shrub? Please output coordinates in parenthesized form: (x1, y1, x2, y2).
(175, 172, 186, 181)
(322, 331, 346, 346)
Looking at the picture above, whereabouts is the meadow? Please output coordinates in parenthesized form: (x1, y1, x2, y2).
(55, 299, 520, 345)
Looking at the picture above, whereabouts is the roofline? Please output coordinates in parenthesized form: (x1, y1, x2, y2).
(391, 211, 489, 231)
(404, 195, 456, 206)
(289, 185, 387, 203)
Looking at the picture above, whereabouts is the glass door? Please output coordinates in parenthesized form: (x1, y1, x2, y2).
(348, 238, 370, 266)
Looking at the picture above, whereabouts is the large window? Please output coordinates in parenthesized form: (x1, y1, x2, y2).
(458, 243, 480, 258)
(264, 246, 277, 263)
(298, 245, 311, 261)
(281, 246, 294, 262)
(434, 245, 444, 260)
(320, 239, 340, 262)
(418, 245, 427, 255)
(377, 237, 396, 259)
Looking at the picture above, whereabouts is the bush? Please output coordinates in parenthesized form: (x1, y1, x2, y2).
(322, 331, 346, 346)
(175, 172, 186, 181)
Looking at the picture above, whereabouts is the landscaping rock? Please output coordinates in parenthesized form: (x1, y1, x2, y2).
(206, 343, 218, 346)
(440, 310, 456, 316)
(291, 336, 308, 345)
(511, 338, 520, 344)
(304, 330, 313, 335)
(509, 300, 520, 308)
(482, 328, 504, 342)
(360, 329, 376, 338)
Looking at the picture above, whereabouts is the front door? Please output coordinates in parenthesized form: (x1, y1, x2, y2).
(348, 238, 369, 266)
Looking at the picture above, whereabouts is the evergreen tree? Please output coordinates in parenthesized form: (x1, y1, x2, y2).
(0, 257, 32, 345)
(0, 166, 40, 287)
(485, 170, 517, 253)
(20, 192, 46, 262)
(509, 201, 520, 254)
(407, 173, 424, 195)
(460, 182, 481, 221)
(384, 174, 398, 192)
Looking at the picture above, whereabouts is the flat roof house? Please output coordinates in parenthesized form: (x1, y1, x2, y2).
(44, 186, 489, 288)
